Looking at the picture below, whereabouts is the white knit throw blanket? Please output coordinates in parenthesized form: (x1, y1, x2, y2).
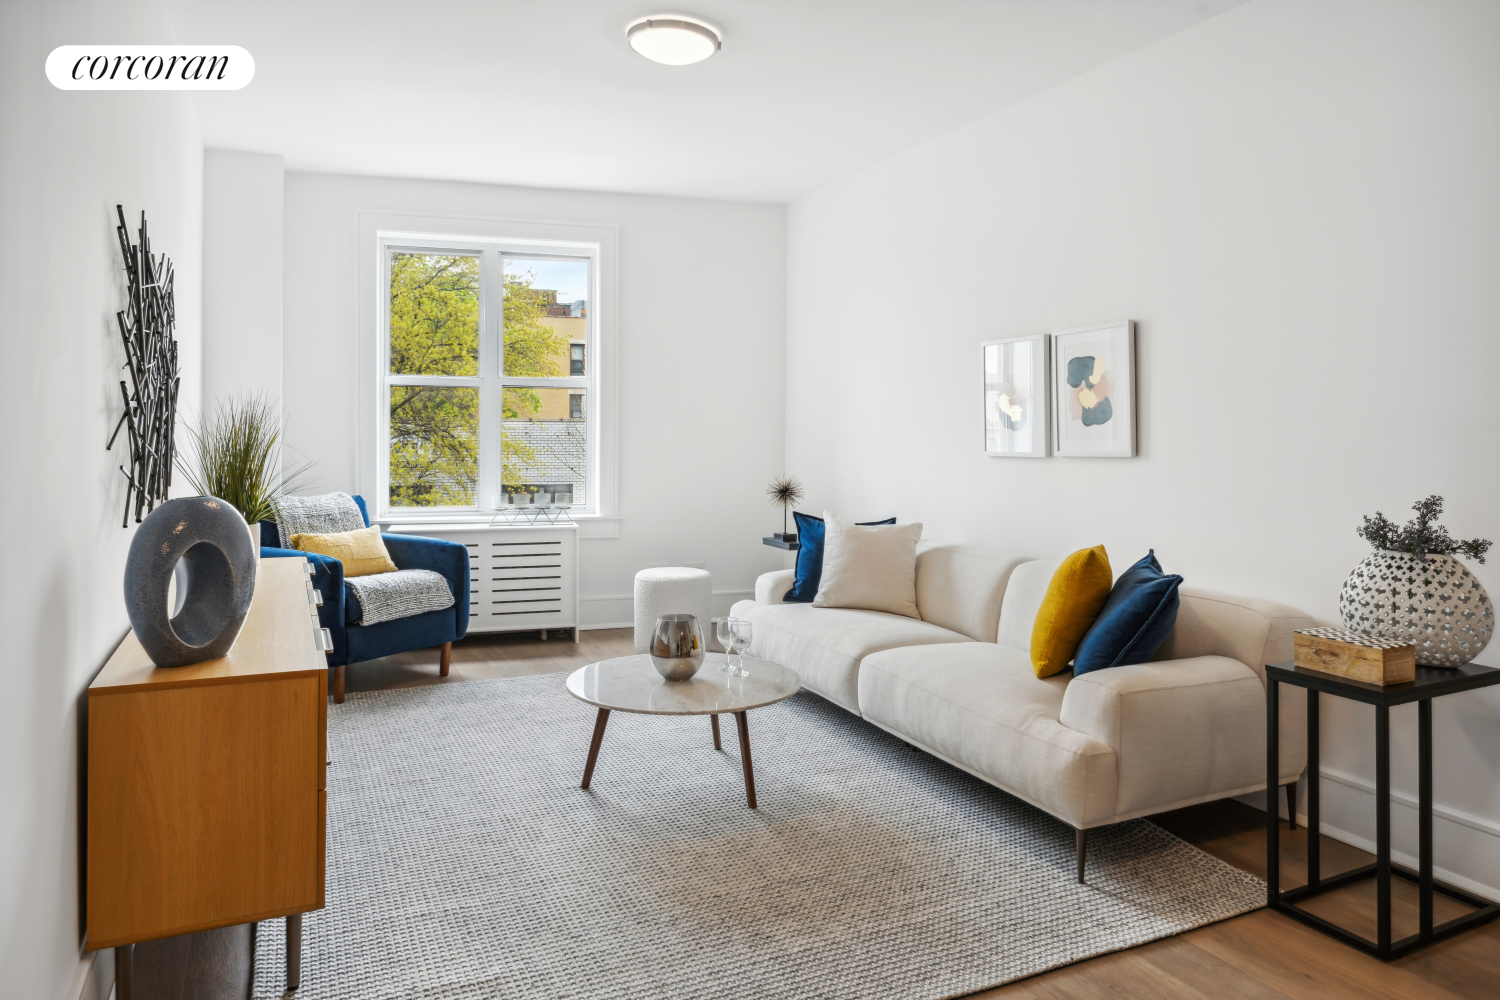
(271, 493, 455, 625)
(345, 570, 455, 626)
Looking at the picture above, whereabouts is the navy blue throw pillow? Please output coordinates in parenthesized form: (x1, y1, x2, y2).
(783, 511, 897, 603)
(1073, 550, 1183, 675)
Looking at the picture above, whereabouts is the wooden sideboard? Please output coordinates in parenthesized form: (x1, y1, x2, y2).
(88, 556, 328, 996)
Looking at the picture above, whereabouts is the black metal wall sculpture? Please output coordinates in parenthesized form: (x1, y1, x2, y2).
(107, 205, 180, 526)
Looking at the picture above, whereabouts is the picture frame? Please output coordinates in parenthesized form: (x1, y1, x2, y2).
(1051, 320, 1136, 458)
(983, 334, 1050, 458)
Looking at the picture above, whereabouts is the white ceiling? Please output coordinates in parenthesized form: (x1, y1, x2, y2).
(167, 0, 1247, 204)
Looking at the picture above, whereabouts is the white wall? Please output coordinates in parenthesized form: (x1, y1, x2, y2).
(787, 0, 1500, 892)
(202, 149, 284, 407)
(0, 2, 202, 997)
(281, 173, 787, 624)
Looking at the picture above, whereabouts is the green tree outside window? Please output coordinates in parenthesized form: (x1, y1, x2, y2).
(387, 253, 569, 506)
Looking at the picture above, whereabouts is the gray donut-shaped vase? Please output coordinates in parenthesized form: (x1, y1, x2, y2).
(125, 496, 258, 667)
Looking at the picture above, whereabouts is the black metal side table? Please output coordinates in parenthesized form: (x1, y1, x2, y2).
(1266, 659, 1500, 960)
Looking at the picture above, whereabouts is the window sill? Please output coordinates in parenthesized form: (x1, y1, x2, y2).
(376, 513, 621, 539)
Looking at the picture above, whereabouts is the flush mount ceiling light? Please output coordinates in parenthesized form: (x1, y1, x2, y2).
(626, 15, 722, 66)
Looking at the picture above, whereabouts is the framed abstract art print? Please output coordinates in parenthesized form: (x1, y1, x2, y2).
(983, 334, 1049, 458)
(1052, 321, 1136, 458)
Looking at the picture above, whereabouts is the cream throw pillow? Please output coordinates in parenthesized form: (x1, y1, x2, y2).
(812, 512, 924, 618)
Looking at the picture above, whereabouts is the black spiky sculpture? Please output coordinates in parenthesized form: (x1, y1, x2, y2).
(106, 205, 180, 526)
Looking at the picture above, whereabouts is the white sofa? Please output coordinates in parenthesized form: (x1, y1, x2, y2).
(730, 545, 1313, 881)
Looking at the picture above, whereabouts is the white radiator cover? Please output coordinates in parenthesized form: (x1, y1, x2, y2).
(386, 523, 580, 640)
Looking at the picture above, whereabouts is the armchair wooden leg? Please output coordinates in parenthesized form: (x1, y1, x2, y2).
(1286, 781, 1297, 831)
(440, 641, 452, 677)
(333, 664, 345, 704)
(1077, 827, 1088, 884)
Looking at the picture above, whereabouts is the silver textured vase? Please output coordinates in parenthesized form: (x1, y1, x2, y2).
(1338, 550, 1493, 667)
(650, 614, 705, 681)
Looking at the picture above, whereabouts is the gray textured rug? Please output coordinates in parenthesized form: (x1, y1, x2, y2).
(253, 674, 1264, 999)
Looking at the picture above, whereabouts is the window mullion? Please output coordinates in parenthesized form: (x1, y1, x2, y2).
(498, 377, 591, 389)
(387, 376, 482, 387)
(479, 248, 502, 509)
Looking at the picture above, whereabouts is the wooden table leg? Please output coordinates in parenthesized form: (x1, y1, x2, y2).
(711, 714, 721, 750)
(581, 708, 611, 789)
(287, 913, 302, 991)
(735, 711, 757, 809)
(115, 944, 133, 1000)
(439, 640, 452, 677)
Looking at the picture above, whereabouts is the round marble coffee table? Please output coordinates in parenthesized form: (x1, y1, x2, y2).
(565, 653, 800, 808)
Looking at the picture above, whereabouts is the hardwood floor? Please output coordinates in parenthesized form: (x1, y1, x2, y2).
(341, 625, 632, 694)
(978, 799, 1500, 1000)
(130, 628, 1498, 999)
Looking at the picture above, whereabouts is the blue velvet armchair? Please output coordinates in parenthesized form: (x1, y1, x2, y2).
(260, 495, 470, 702)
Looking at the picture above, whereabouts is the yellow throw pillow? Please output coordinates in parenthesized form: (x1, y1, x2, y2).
(290, 525, 397, 578)
(1031, 545, 1113, 678)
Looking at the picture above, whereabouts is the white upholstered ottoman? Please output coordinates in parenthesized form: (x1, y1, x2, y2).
(633, 567, 713, 653)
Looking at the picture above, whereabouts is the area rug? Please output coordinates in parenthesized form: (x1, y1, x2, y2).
(252, 674, 1264, 999)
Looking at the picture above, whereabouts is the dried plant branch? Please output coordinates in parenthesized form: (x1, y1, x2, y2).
(766, 474, 805, 538)
(766, 475, 805, 510)
(1356, 494, 1491, 563)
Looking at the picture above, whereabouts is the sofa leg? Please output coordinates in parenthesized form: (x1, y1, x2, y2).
(440, 641, 452, 678)
(1286, 782, 1297, 831)
(333, 664, 345, 704)
(1077, 827, 1087, 884)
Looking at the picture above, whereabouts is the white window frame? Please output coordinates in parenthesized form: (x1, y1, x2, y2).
(358, 212, 619, 536)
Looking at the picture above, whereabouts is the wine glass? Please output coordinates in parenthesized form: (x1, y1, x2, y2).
(729, 620, 753, 678)
(714, 617, 737, 674)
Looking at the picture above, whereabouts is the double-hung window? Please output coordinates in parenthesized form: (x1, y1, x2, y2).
(378, 234, 599, 518)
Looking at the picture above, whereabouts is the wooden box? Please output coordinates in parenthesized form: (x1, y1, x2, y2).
(1293, 627, 1416, 685)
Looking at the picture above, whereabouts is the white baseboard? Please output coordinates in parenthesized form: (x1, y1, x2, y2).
(1242, 766, 1500, 902)
(1311, 818, 1499, 901)
(64, 954, 92, 1000)
(580, 590, 755, 602)
(579, 590, 753, 631)
(579, 594, 633, 629)
(66, 949, 113, 1000)
(1318, 764, 1500, 841)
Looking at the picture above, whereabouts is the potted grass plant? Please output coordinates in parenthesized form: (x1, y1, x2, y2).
(179, 393, 316, 554)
